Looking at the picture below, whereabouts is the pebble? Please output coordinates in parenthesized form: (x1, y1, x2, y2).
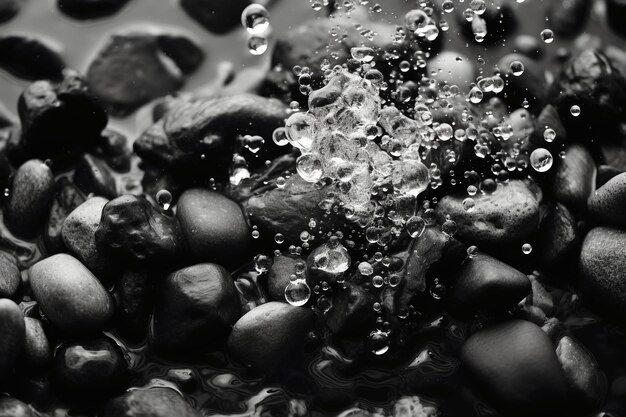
(0, 397, 35, 417)
(435, 180, 540, 248)
(536, 203, 580, 271)
(552, 144, 596, 212)
(177, 189, 250, 268)
(548, 0, 592, 38)
(44, 177, 86, 255)
(580, 227, 626, 322)
(0, 35, 65, 81)
(326, 282, 377, 338)
(267, 254, 305, 301)
(101, 388, 201, 417)
(72, 153, 117, 199)
(112, 269, 154, 342)
(0, 250, 20, 299)
(4, 159, 55, 239)
(180, 0, 250, 34)
(29, 253, 113, 333)
(588, 172, 626, 229)
(21, 317, 50, 371)
(0, 0, 22, 23)
(227, 301, 315, 372)
(0, 298, 25, 377)
(447, 253, 531, 317)
(461, 320, 569, 416)
(596, 165, 623, 188)
(153, 263, 241, 355)
(62, 196, 110, 278)
(57, 0, 130, 19)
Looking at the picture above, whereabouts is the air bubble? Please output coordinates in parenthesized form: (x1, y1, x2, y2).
(241, 4, 270, 34)
(156, 189, 172, 211)
(543, 128, 556, 143)
(540, 29, 554, 44)
(510, 61, 524, 76)
(351, 46, 375, 63)
(285, 279, 311, 306)
(530, 148, 553, 172)
(522, 243, 532, 255)
(406, 216, 426, 238)
(570, 105, 581, 117)
(247, 35, 268, 55)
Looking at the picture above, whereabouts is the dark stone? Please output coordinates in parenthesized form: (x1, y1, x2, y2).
(597, 165, 622, 188)
(0, 299, 24, 378)
(267, 254, 304, 301)
(607, 0, 626, 37)
(73, 153, 117, 199)
(52, 336, 128, 403)
(548, 0, 593, 38)
(497, 53, 546, 112)
(152, 263, 241, 355)
(536, 203, 580, 271)
(588, 172, 626, 229)
(552, 144, 596, 213)
(580, 227, 626, 323)
(0, 0, 22, 23)
(44, 177, 86, 255)
(95, 195, 186, 265)
(4, 159, 55, 239)
(227, 301, 315, 372)
(0, 397, 35, 417)
(548, 49, 626, 140)
(0, 35, 65, 81)
(555, 335, 606, 411)
(461, 320, 569, 416)
(86, 32, 203, 116)
(134, 94, 288, 181)
(113, 270, 154, 343)
(176, 189, 250, 268)
(180, 0, 250, 34)
(0, 251, 20, 300)
(435, 180, 541, 249)
(20, 317, 50, 371)
(9, 70, 108, 165)
(29, 253, 114, 334)
(93, 130, 131, 172)
(599, 137, 626, 172)
(326, 282, 376, 339)
(514, 35, 543, 59)
(447, 254, 531, 317)
(101, 388, 201, 417)
(57, 0, 130, 19)
(156, 34, 205, 75)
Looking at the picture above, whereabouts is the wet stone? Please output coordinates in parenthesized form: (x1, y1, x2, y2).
(548, 0, 593, 38)
(101, 388, 201, 417)
(0, 35, 65, 81)
(93, 130, 131, 173)
(57, 0, 130, 19)
(20, 317, 50, 371)
(86, 32, 204, 116)
(588, 172, 626, 229)
(44, 177, 86, 255)
(180, 0, 250, 34)
(0, 250, 20, 300)
(73, 153, 117, 199)
(0, 298, 25, 378)
(0, 397, 35, 417)
(0, 0, 22, 23)
(113, 270, 154, 343)
(552, 144, 596, 213)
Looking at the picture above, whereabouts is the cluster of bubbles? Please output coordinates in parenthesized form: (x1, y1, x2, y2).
(241, 4, 270, 55)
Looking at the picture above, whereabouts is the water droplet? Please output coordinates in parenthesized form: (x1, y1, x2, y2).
(442, 0, 455, 13)
(462, 197, 475, 212)
(156, 189, 172, 211)
(540, 29, 554, 44)
(368, 329, 389, 355)
(241, 4, 270, 34)
(406, 215, 426, 238)
(442, 219, 457, 237)
(467, 245, 478, 258)
(276, 176, 286, 188)
(244, 135, 265, 153)
(247, 35, 268, 55)
(285, 279, 311, 306)
(543, 128, 556, 143)
(359, 261, 374, 276)
(372, 275, 384, 288)
(435, 123, 454, 141)
(254, 254, 272, 273)
(522, 243, 532, 255)
(351, 46, 375, 63)
(470, 0, 486, 15)
(297, 154, 323, 183)
(530, 148, 553, 172)
(570, 105, 581, 117)
(317, 295, 332, 313)
(468, 86, 483, 104)
(430, 278, 446, 299)
(252, 230, 260, 239)
(274, 233, 285, 244)
(510, 61, 524, 76)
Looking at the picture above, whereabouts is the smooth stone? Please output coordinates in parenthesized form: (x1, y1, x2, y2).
(514, 34, 543, 58)
(29, 253, 113, 333)
(0, 397, 35, 417)
(552, 144, 596, 212)
(588, 172, 626, 228)
(597, 165, 623, 188)
(227, 301, 315, 372)
(57, 0, 130, 19)
(21, 317, 50, 371)
(267, 254, 304, 302)
(180, 0, 250, 34)
(62, 197, 109, 277)
(607, 0, 626, 36)
(44, 177, 86, 254)
(0, 0, 22, 23)
(0, 299, 25, 377)
(52, 337, 128, 403)
(4, 159, 55, 239)
(427, 51, 475, 88)
(548, 0, 592, 38)
(9, 70, 107, 166)
(435, 180, 540, 247)
(326, 282, 376, 339)
(95, 195, 185, 265)
(461, 320, 569, 416)
(86, 32, 203, 117)
(101, 388, 200, 417)
(555, 335, 606, 410)
(177, 189, 250, 268)
(113, 270, 154, 343)
(93, 129, 131, 173)
(0, 251, 20, 299)
(447, 254, 531, 317)
(72, 153, 117, 199)
(0, 35, 65, 81)
(580, 227, 626, 322)
(536, 203, 580, 270)
(153, 263, 240, 355)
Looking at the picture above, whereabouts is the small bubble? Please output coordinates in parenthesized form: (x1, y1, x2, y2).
(372, 275, 384, 288)
(540, 29, 554, 44)
(276, 176, 286, 188)
(570, 105, 581, 117)
(530, 148, 553, 172)
(285, 279, 311, 306)
(351, 46, 375, 62)
(156, 189, 172, 211)
(359, 261, 374, 276)
(462, 197, 475, 212)
(510, 60, 524, 76)
(522, 243, 532, 255)
(241, 4, 270, 34)
(406, 216, 426, 238)
(254, 254, 272, 273)
(442, 219, 457, 237)
(430, 278, 446, 299)
(467, 245, 479, 258)
(247, 35, 268, 55)
(252, 230, 260, 239)
(368, 329, 389, 355)
(274, 233, 285, 244)
(543, 128, 556, 142)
